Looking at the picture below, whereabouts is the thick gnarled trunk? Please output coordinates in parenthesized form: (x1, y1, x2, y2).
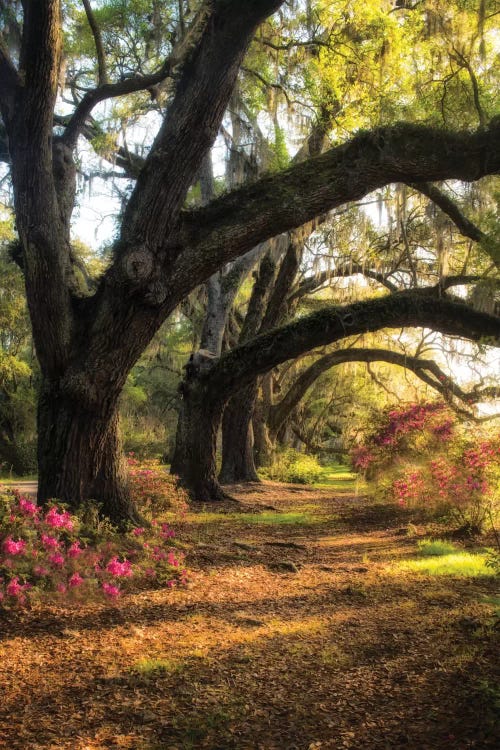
(170, 382, 226, 501)
(219, 382, 260, 483)
(37, 380, 140, 525)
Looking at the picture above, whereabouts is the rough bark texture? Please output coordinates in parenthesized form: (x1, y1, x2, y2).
(170, 382, 226, 502)
(219, 382, 260, 483)
(36, 380, 140, 524)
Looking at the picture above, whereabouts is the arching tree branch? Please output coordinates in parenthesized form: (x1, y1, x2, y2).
(177, 121, 500, 291)
(407, 181, 487, 244)
(201, 289, 500, 399)
(269, 347, 500, 435)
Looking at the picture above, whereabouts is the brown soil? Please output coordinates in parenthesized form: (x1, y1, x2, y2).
(0, 483, 498, 750)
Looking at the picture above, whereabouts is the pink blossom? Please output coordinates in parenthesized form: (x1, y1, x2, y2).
(44, 507, 74, 531)
(2, 537, 27, 556)
(68, 572, 83, 587)
(161, 523, 175, 539)
(106, 557, 133, 577)
(34, 565, 49, 577)
(68, 541, 83, 558)
(48, 552, 65, 567)
(57, 583, 67, 593)
(41, 533, 60, 550)
(167, 551, 179, 567)
(18, 497, 38, 516)
(6, 577, 31, 596)
(132, 527, 145, 536)
(102, 582, 120, 598)
(144, 568, 156, 578)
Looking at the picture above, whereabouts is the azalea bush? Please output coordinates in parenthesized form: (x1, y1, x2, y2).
(0, 488, 187, 609)
(127, 454, 189, 515)
(351, 401, 500, 533)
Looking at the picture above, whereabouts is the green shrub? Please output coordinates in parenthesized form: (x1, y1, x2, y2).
(260, 449, 322, 484)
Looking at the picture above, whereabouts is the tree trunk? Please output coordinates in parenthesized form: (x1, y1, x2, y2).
(170, 381, 227, 501)
(219, 381, 260, 483)
(252, 406, 275, 468)
(36, 380, 141, 525)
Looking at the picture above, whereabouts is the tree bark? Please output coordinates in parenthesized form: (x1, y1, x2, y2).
(170, 380, 226, 501)
(219, 382, 260, 483)
(36, 379, 141, 525)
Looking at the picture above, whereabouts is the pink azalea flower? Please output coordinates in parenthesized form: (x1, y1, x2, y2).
(132, 527, 145, 536)
(2, 537, 27, 556)
(68, 572, 83, 587)
(6, 577, 31, 596)
(44, 507, 74, 531)
(57, 583, 67, 593)
(167, 551, 179, 567)
(67, 541, 83, 558)
(161, 523, 175, 539)
(48, 552, 65, 567)
(102, 582, 120, 598)
(41, 533, 60, 550)
(18, 497, 38, 516)
(106, 557, 133, 577)
(34, 565, 49, 577)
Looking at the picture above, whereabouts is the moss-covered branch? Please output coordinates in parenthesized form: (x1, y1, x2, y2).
(202, 289, 500, 400)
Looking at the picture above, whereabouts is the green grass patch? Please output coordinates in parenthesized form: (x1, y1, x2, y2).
(133, 657, 183, 675)
(417, 538, 459, 556)
(312, 463, 361, 491)
(395, 552, 493, 577)
(184, 510, 319, 526)
(241, 511, 318, 525)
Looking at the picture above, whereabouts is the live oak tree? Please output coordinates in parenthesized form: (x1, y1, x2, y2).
(171, 286, 500, 500)
(185, 176, 499, 489)
(1, 0, 499, 520)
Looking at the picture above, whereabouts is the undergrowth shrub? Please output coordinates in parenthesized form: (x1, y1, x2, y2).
(260, 448, 322, 484)
(351, 401, 500, 533)
(0, 482, 188, 609)
(127, 455, 189, 515)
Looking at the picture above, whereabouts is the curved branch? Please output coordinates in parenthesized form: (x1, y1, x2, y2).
(289, 264, 399, 303)
(177, 121, 500, 288)
(407, 181, 487, 244)
(202, 289, 500, 399)
(269, 347, 499, 435)
(82, 0, 107, 86)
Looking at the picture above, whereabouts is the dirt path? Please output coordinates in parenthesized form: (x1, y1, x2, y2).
(0, 484, 498, 750)
(0, 480, 38, 497)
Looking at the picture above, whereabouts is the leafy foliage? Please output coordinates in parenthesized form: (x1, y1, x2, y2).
(260, 447, 323, 484)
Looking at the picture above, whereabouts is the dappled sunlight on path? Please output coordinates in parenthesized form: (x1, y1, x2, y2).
(1, 483, 498, 749)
